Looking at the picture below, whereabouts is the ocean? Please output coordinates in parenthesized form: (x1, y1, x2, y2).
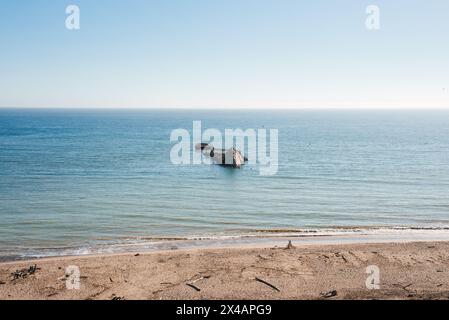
(1, 109, 449, 260)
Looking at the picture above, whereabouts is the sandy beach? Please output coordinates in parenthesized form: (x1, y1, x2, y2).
(1, 240, 449, 300)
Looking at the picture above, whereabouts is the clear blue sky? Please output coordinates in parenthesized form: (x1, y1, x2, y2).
(0, 0, 448, 108)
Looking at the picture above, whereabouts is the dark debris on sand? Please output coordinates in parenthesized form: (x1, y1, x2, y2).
(320, 290, 338, 298)
(11, 264, 41, 280)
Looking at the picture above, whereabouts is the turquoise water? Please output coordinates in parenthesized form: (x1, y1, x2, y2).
(1, 109, 449, 259)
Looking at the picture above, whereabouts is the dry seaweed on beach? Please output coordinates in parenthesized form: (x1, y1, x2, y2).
(11, 264, 40, 280)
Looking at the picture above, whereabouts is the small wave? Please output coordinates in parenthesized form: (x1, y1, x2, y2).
(3, 225, 449, 262)
(246, 225, 449, 234)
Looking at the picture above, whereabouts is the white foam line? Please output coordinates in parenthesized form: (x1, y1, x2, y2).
(5, 226, 449, 261)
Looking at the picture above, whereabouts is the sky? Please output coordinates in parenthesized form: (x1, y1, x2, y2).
(0, 0, 448, 109)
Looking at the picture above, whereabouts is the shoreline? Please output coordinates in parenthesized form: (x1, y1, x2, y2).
(1, 240, 449, 300)
(3, 226, 449, 263)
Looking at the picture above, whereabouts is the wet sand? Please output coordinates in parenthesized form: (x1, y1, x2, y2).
(1, 241, 449, 300)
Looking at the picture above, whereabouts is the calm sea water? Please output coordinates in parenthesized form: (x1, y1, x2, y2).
(1, 109, 449, 259)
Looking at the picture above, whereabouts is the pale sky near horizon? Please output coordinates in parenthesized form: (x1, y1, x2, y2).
(0, 0, 448, 109)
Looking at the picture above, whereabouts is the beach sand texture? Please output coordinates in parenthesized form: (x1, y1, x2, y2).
(1, 241, 449, 300)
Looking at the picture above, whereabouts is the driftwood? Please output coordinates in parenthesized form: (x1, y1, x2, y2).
(191, 275, 211, 284)
(186, 283, 201, 292)
(196, 143, 247, 168)
(285, 241, 295, 250)
(393, 283, 413, 292)
(255, 277, 280, 292)
(320, 290, 337, 298)
(185, 274, 211, 292)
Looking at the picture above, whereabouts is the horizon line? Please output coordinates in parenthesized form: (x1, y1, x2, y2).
(1, 106, 449, 111)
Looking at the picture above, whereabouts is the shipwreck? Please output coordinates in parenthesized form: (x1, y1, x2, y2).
(196, 143, 248, 168)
